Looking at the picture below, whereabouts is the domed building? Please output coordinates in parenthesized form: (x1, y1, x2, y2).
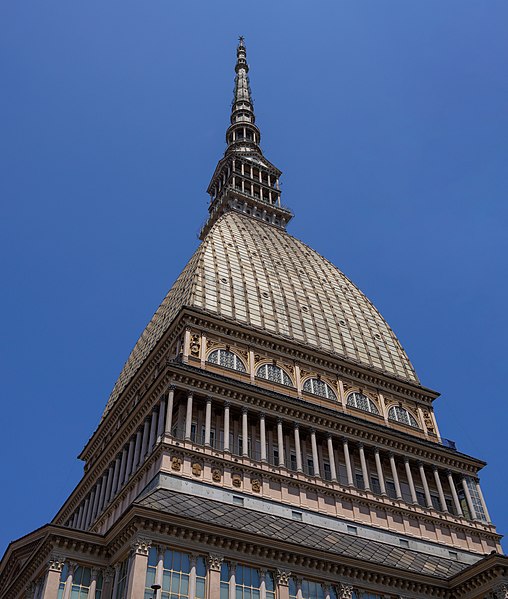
(1, 38, 506, 599)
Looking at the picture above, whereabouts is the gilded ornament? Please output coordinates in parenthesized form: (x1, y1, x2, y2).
(192, 462, 202, 477)
(232, 473, 242, 488)
(212, 468, 222, 482)
(251, 479, 261, 492)
(171, 456, 182, 471)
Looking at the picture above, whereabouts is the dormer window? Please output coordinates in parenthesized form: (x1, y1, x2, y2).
(208, 349, 246, 373)
(302, 378, 337, 400)
(347, 392, 379, 415)
(257, 363, 293, 387)
(388, 405, 419, 428)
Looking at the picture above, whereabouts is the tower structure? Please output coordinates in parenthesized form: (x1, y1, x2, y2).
(1, 39, 507, 599)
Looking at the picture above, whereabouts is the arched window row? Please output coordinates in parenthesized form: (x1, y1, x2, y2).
(302, 377, 337, 401)
(145, 548, 206, 599)
(256, 362, 293, 387)
(388, 405, 420, 428)
(347, 391, 379, 415)
(208, 349, 247, 373)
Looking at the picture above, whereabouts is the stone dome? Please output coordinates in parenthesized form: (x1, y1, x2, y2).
(103, 212, 418, 418)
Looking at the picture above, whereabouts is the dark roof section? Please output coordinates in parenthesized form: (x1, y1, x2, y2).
(136, 487, 472, 579)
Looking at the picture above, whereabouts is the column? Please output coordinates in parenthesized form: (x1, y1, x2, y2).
(185, 392, 193, 440)
(294, 425, 303, 472)
(102, 567, 115, 599)
(475, 479, 491, 522)
(124, 439, 135, 482)
(157, 398, 166, 439)
(140, 418, 151, 459)
(84, 490, 95, 528)
(149, 409, 159, 451)
(259, 569, 267, 599)
(155, 546, 164, 587)
(259, 413, 267, 462)
(110, 457, 121, 499)
(446, 471, 463, 517)
(206, 555, 223, 599)
(182, 329, 191, 363)
(97, 473, 108, 514)
(188, 555, 197, 599)
(242, 408, 249, 457)
(310, 429, 320, 477)
(462, 477, 477, 520)
(118, 448, 128, 490)
(358, 443, 370, 491)
(374, 448, 386, 495)
(41, 558, 65, 599)
(418, 462, 433, 508)
(404, 458, 418, 504)
(223, 402, 230, 452)
(126, 539, 152, 599)
(342, 438, 354, 486)
(389, 453, 402, 499)
(164, 386, 175, 435)
(89, 569, 100, 599)
(277, 418, 285, 467)
(276, 570, 291, 599)
(433, 467, 448, 512)
(90, 483, 101, 524)
(228, 563, 236, 599)
(204, 397, 212, 446)
(62, 563, 75, 599)
(132, 429, 142, 470)
(78, 501, 88, 529)
(326, 435, 337, 481)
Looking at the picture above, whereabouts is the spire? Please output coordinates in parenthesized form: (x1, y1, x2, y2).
(200, 38, 293, 240)
(226, 37, 262, 155)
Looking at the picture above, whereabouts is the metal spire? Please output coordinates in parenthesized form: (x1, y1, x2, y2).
(200, 38, 293, 239)
(226, 37, 262, 154)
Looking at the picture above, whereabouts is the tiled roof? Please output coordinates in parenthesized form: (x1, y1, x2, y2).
(103, 212, 418, 418)
(136, 487, 468, 579)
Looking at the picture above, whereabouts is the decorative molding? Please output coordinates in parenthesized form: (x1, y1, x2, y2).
(207, 554, 224, 572)
(276, 569, 291, 586)
(131, 537, 152, 556)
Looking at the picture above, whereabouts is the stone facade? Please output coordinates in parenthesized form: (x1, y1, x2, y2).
(0, 38, 506, 599)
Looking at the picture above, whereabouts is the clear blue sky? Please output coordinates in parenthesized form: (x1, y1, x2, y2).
(1, 1, 507, 555)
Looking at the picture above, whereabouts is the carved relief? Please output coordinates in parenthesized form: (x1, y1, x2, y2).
(207, 554, 224, 572)
(190, 334, 201, 357)
(131, 537, 152, 556)
(276, 569, 291, 586)
(338, 583, 354, 599)
(48, 556, 65, 572)
(494, 584, 508, 599)
(192, 462, 203, 477)
(207, 339, 220, 351)
(171, 456, 182, 472)
(422, 409, 435, 433)
(232, 473, 242, 488)
(212, 468, 222, 482)
(251, 479, 261, 493)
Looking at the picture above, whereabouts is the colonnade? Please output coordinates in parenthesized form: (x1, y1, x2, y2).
(68, 386, 491, 530)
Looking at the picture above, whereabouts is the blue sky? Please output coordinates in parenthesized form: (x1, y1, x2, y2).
(1, 1, 507, 554)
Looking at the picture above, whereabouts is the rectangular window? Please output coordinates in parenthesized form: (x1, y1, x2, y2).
(323, 461, 332, 481)
(370, 476, 381, 495)
(385, 480, 397, 499)
(355, 470, 365, 490)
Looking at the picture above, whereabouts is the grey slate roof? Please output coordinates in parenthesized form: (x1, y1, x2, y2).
(136, 487, 470, 579)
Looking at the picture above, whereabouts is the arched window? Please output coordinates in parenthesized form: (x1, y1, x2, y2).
(302, 378, 337, 400)
(256, 363, 292, 386)
(208, 349, 246, 373)
(347, 392, 379, 415)
(388, 405, 419, 428)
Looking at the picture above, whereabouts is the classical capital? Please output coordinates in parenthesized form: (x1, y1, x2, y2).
(103, 567, 115, 583)
(131, 536, 152, 556)
(48, 555, 65, 572)
(168, 384, 176, 392)
(338, 583, 354, 599)
(25, 582, 35, 599)
(207, 554, 224, 572)
(276, 569, 291, 586)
